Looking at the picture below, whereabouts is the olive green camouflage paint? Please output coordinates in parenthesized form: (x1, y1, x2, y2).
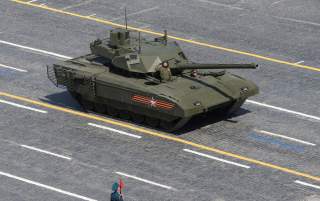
(47, 28, 259, 131)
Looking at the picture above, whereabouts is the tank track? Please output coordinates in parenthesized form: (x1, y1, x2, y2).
(69, 91, 189, 132)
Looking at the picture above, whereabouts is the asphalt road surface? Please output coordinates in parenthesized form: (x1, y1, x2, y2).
(0, 0, 319, 200)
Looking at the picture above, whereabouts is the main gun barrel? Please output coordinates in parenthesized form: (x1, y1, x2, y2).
(174, 63, 258, 70)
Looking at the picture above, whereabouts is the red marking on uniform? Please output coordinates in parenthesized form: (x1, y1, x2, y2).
(132, 95, 174, 109)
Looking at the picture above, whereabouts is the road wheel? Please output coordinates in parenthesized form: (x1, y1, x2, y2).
(119, 110, 131, 120)
(159, 120, 176, 131)
(145, 116, 160, 128)
(107, 106, 119, 117)
(131, 113, 145, 124)
(80, 98, 94, 111)
(94, 103, 106, 113)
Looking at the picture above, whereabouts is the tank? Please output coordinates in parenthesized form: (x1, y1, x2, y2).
(47, 28, 259, 131)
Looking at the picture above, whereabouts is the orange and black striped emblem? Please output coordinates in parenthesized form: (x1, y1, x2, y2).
(132, 95, 174, 110)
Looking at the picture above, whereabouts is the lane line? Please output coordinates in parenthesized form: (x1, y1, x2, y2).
(61, 0, 95, 10)
(1, 92, 320, 182)
(0, 39, 72, 60)
(295, 180, 320, 190)
(20, 144, 72, 160)
(249, 133, 305, 153)
(27, 0, 38, 3)
(183, 149, 250, 169)
(295, 60, 304, 64)
(139, 25, 151, 29)
(11, 0, 320, 72)
(0, 63, 27, 72)
(119, 4, 126, 10)
(274, 16, 320, 28)
(111, 6, 159, 21)
(198, 0, 244, 10)
(0, 171, 97, 201)
(87, 13, 96, 17)
(0, 99, 47, 113)
(88, 123, 141, 139)
(270, 0, 288, 6)
(246, 100, 320, 122)
(115, 171, 175, 190)
(254, 129, 316, 146)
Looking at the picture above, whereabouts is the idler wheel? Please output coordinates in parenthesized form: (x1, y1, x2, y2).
(94, 103, 106, 113)
(131, 113, 145, 124)
(107, 106, 119, 117)
(145, 116, 160, 128)
(68, 91, 81, 102)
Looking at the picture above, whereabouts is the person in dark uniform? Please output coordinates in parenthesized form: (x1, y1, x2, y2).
(110, 182, 124, 201)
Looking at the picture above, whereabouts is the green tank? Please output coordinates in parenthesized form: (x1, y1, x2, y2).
(47, 28, 259, 131)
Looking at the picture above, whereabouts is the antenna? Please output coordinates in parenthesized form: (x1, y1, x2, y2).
(164, 30, 167, 45)
(125, 7, 128, 30)
(138, 32, 141, 53)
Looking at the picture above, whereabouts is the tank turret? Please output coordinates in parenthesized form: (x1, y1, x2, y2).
(89, 28, 191, 74)
(89, 28, 257, 77)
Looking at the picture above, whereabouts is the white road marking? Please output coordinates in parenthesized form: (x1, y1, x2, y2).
(0, 99, 47, 113)
(274, 16, 320, 27)
(183, 149, 251, 169)
(20, 144, 72, 160)
(61, 0, 95, 10)
(87, 13, 96, 17)
(139, 25, 151, 29)
(88, 123, 141, 139)
(295, 60, 304, 64)
(295, 180, 320, 190)
(198, 0, 244, 10)
(254, 129, 316, 146)
(270, 0, 288, 6)
(0, 63, 27, 72)
(112, 6, 159, 21)
(119, 4, 126, 10)
(246, 100, 320, 122)
(0, 171, 97, 201)
(0, 40, 72, 60)
(39, 3, 46, 7)
(115, 171, 175, 190)
(27, 0, 38, 3)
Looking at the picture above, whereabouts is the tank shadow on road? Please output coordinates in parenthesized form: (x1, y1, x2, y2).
(40, 91, 84, 111)
(174, 108, 250, 135)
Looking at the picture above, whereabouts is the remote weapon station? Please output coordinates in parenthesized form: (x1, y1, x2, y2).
(47, 25, 259, 131)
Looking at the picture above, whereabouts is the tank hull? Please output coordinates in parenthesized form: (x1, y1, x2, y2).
(48, 55, 258, 131)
